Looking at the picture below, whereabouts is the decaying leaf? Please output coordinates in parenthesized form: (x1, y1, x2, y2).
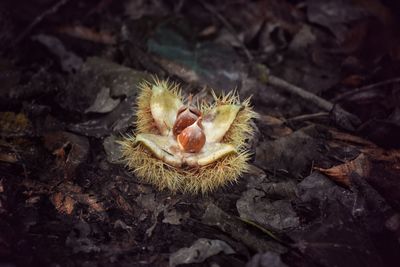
(51, 192, 76, 215)
(169, 238, 235, 267)
(0, 112, 33, 137)
(256, 114, 293, 139)
(237, 188, 299, 231)
(246, 251, 288, 267)
(162, 209, 189, 225)
(202, 203, 286, 253)
(315, 153, 371, 186)
(43, 131, 89, 178)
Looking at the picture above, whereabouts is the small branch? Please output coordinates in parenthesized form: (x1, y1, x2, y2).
(267, 75, 333, 111)
(287, 112, 329, 122)
(198, 1, 253, 62)
(254, 67, 361, 130)
(332, 77, 400, 102)
(13, 0, 70, 46)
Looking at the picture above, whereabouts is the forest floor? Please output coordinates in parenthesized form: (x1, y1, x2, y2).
(1, 0, 400, 266)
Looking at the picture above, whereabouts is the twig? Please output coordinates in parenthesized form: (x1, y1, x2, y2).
(287, 112, 329, 122)
(252, 63, 363, 130)
(332, 77, 400, 102)
(13, 0, 70, 46)
(267, 75, 333, 111)
(198, 1, 253, 62)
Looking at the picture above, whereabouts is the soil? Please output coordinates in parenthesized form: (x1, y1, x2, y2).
(1, 1, 400, 266)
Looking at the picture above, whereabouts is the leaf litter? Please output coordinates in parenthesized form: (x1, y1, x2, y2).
(1, 0, 400, 266)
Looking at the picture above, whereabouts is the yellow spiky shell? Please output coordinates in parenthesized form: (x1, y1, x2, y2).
(119, 78, 256, 194)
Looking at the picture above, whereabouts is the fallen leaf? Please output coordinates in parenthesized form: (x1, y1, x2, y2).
(0, 112, 33, 137)
(43, 131, 89, 178)
(237, 188, 299, 231)
(169, 238, 235, 267)
(85, 87, 120, 114)
(103, 135, 124, 163)
(257, 114, 293, 139)
(0, 151, 18, 163)
(255, 125, 326, 178)
(162, 209, 189, 225)
(246, 251, 288, 267)
(292, 172, 390, 266)
(202, 203, 286, 253)
(315, 153, 371, 186)
(51, 192, 76, 215)
(76, 193, 105, 213)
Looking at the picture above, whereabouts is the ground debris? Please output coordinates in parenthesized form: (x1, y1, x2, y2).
(202, 202, 287, 254)
(169, 238, 235, 267)
(1, 0, 400, 266)
(237, 188, 299, 231)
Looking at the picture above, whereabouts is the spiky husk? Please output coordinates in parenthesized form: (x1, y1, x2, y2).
(135, 78, 182, 135)
(201, 91, 258, 149)
(121, 79, 255, 194)
(119, 136, 251, 194)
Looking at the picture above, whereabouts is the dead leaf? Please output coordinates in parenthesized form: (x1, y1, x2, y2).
(255, 126, 325, 178)
(111, 189, 134, 215)
(202, 203, 287, 253)
(247, 251, 288, 267)
(257, 114, 292, 138)
(0, 152, 18, 163)
(162, 209, 189, 225)
(22, 178, 105, 215)
(51, 192, 76, 215)
(0, 112, 33, 137)
(237, 188, 299, 231)
(329, 128, 377, 147)
(169, 238, 235, 267)
(84, 87, 120, 114)
(43, 131, 89, 178)
(315, 153, 371, 186)
(76, 193, 104, 213)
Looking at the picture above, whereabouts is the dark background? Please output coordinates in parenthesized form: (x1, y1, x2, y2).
(1, 1, 400, 266)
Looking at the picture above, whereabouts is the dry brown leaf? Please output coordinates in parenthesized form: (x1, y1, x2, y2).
(0, 152, 17, 163)
(329, 129, 377, 147)
(22, 178, 105, 214)
(43, 132, 89, 178)
(315, 153, 371, 186)
(362, 148, 400, 163)
(329, 128, 400, 168)
(111, 189, 134, 215)
(76, 194, 105, 213)
(51, 192, 76, 215)
(257, 114, 293, 138)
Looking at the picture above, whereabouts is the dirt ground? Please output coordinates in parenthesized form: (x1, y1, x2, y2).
(1, 0, 400, 266)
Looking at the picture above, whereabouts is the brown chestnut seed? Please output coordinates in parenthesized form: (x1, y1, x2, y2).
(173, 106, 202, 136)
(177, 118, 206, 153)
